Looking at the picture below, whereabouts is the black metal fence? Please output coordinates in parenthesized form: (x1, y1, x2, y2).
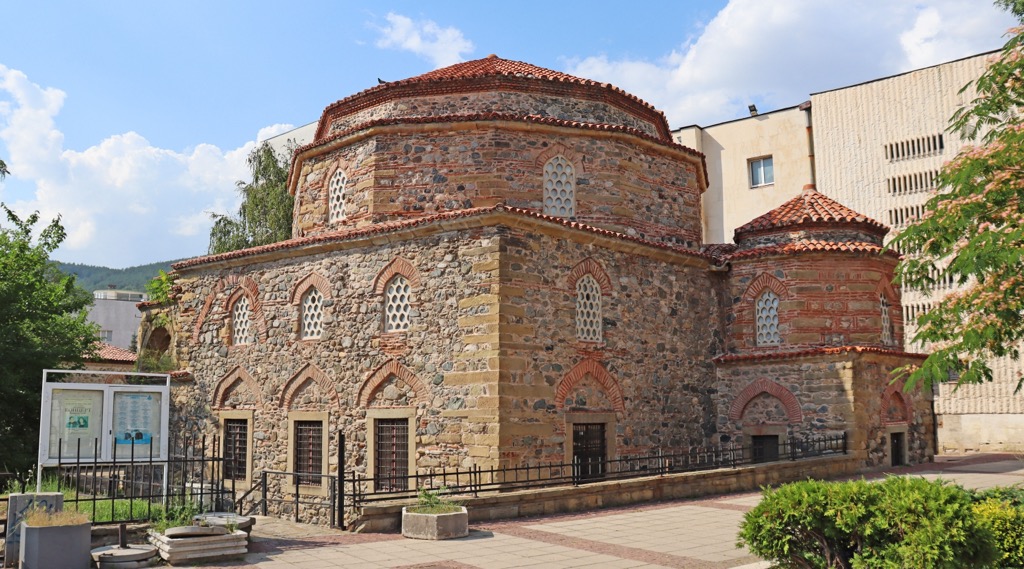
(235, 432, 846, 530)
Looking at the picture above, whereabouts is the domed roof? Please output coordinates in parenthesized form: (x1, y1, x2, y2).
(734, 186, 887, 240)
(314, 54, 672, 142)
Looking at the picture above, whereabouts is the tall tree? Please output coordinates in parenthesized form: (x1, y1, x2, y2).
(0, 205, 98, 472)
(894, 4, 1024, 390)
(0, 158, 8, 180)
(208, 142, 293, 254)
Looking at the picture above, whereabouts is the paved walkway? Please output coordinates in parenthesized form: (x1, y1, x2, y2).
(205, 454, 1023, 569)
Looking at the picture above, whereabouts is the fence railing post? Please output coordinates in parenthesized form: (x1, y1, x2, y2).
(842, 432, 848, 454)
(261, 471, 268, 517)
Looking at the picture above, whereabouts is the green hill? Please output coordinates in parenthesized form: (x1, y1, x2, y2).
(57, 259, 182, 293)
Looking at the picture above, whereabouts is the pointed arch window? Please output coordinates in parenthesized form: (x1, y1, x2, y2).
(231, 295, 254, 345)
(328, 169, 348, 222)
(543, 156, 576, 217)
(576, 274, 602, 342)
(384, 275, 412, 332)
(300, 287, 325, 339)
(755, 290, 781, 346)
(881, 296, 895, 346)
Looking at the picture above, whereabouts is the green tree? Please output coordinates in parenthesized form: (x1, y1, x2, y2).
(0, 158, 8, 180)
(0, 205, 98, 472)
(208, 142, 293, 254)
(894, 5, 1024, 390)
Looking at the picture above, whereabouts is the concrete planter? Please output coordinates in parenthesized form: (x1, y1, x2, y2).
(19, 521, 92, 569)
(401, 506, 469, 540)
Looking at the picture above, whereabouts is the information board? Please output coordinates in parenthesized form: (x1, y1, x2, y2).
(47, 389, 104, 459)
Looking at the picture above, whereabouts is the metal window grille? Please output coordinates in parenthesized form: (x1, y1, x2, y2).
(223, 419, 248, 481)
(293, 421, 323, 486)
(543, 156, 576, 217)
(375, 419, 409, 491)
(572, 423, 606, 481)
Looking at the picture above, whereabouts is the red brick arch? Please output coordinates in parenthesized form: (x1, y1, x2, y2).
(357, 359, 428, 408)
(555, 359, 624, 413)
(212, 366, 263, 409)
(742, 273, 788, 301)
(290, 272, 333, 305)
(729, 378, 803, 424)
(280, 363, 338, 410)
(881, 383, 913, 425)
(536, 143, 586, 174)
(567, 258, 612, 295)
(373, 257, 421, 295)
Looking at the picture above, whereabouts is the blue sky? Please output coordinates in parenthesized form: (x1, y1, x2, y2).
(0, 1, 1016, 268)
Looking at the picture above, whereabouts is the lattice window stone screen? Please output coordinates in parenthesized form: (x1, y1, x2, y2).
(755, 291, 781, 346)
(232, 296, 254, 345)
(881, 296, 894, 345)
(543, 156, 576, 217)
(575, 275, 602, 342)
(294, 420, 323, 486)
(328, 169, 347, 222)
(300, 288, 325, 339)
(224, 419, 248, 481)
(384, 276, 412, 332)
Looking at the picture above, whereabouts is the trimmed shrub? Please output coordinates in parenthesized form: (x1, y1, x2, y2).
(738, 477, 998, 569)
(974, 498, 1024, 568)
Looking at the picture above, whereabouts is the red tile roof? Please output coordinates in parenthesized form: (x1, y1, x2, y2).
(726, 239, 899, 260)
(173, 204, 713, 271)
(734, 188, 887, 239)
(92, 342, 137, 363)
(314, 55, 673, 142)
(715, 345, 927, 364)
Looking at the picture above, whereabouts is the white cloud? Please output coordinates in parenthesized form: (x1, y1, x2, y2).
(374, 12, 474, 68)
(0, 64, 281, 268)
(564, 0, 1016, 127)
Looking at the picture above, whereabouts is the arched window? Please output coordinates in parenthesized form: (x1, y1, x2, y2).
(328, 169, 348, 222)
(881, 296, 894, 345)
(755, 290, 781, 346)
(300, 287, 325, 339)
(576, 275, 602, 342)
(384, 275, 411, 332)
(543, 156, 576, 217)
(232, 295, 254, 345)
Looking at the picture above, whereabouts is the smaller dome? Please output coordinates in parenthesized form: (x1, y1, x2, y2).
(734, 186, 887, 241)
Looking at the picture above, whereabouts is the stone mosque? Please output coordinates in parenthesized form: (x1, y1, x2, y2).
(141, 55, 933, 499)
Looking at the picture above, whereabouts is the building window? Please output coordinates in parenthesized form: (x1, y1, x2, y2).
(328, 169, 347, 223)
(575, 275, 602, 342)
(384, 275, 411, 333)
(223, 418, 249, 481)
(374, 418, 409, 492)
(543, 156, 576, 217)
(99, 330, 114, 343)
(300, 287, 324, 339)
(755, 290, 781, 346)
(293, 420, 323, 486)
(231, 296, 254, 345)
(881, 296, 894, 346)
(749, 156, 774, 187)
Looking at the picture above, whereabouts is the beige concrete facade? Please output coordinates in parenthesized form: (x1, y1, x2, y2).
(680, 51, 1024, 454)
(674, 106, 814, 244)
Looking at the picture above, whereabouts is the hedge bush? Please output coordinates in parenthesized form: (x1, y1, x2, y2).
(973, 497, 1024, 568)
(738, 477, 999, 569)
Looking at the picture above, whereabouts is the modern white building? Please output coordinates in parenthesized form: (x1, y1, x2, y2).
(89, 288, 147, 349)
(674, 51, 1024, 454)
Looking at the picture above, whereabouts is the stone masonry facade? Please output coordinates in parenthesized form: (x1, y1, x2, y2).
(141, 56, 932, 524)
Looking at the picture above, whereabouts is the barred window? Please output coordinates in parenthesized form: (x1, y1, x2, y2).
(543, 156, 576, 217)
(328, 169, 347, 222)
(375, 418, 409, 492)
(293, 420, 323, 486)
(881, 296, 894, 345)
(232, 296, 254, 345)
(300, 287, 324, 339)
(575, 275, 602, 342)
(223, 419, 248, 481)
(384, 276, 411, 332)
(755, 290, 781, 346)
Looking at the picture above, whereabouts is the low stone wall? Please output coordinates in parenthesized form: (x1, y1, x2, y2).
(353, 453, 860, 532)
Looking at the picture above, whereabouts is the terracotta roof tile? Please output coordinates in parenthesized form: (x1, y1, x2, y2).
(726, 239, 899, 260)
(92, 342, 137, 363)
(409, 55, 587, 84)
(173, 205, 712, 271)
(734, 188, 887, 238)
(715, 345, 927, 364)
